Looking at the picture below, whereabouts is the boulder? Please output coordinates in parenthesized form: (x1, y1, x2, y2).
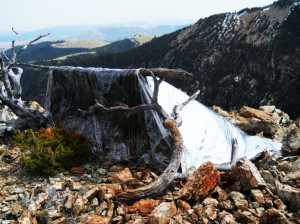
(231, 157, 266, 191)
(148, 202, 176, 224)
(180, 162, 220, 201)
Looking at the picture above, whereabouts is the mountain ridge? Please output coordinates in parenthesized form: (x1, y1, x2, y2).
(62, 0, 299, 118)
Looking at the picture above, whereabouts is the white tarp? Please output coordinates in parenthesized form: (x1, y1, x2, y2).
(46, 67, 282, 174)
(143, 75, 282, 174)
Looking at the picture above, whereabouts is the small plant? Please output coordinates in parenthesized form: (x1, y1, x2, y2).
(5, 181, 14, 186)
(14, 126, 91, 176)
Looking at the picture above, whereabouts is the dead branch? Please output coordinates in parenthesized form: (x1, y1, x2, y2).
(213, 138, 239, 171)
(172, 90, 200, 126)
(139, 68, 193, 80)
(0, 29, 50, 133)
(82, 73, 199, 201)
(16, 62, 51, 70)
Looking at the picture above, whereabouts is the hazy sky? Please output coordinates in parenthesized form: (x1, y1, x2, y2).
(1, 0, 276, 32)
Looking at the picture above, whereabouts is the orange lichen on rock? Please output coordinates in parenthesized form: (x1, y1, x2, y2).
(128, 198, 158, 214)
(180, 162, 220, 201)
(240, 106, 276, 123)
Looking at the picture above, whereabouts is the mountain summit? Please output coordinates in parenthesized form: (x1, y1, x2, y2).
(81, 0, 299, 118)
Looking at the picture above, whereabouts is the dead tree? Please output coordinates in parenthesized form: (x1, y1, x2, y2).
(0, 29, 200, 201)
(0, 29, 50, 132)
(83, 72, 200, 201)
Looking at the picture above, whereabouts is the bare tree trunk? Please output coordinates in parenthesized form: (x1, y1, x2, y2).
(0, 29, 50, 132)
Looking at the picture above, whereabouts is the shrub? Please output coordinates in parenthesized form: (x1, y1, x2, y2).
(14, 126, 91, 176)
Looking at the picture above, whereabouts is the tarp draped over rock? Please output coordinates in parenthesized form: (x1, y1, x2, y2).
(45, 67, 281, 174)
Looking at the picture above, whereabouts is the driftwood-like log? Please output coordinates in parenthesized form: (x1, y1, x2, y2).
(17, 64, 194, 82)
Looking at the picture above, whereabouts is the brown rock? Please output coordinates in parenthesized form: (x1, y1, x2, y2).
(116, 203, 128, 216)
(194, 205, 203, 216)
(64, 194, 78, 210)
(70, 167, 84, 174)
(51, 217, 67, 224)
(202, 205, 217, 221)
(109, 165, 124, 172)
(83, 214, 111, 224)
(106, 202, 114, 218)
(135, 172, 143, 180)
(73, 197, 88, 215)
(112, 168, 133, 183)
(203, 197, 219, 207)
(228, 191, 245, 201)
(190, 213, 198, 222)
(128, 198, 157, 214)
(48, 210, 63, 219)
(259, 208, 292, 224)
(214, 186, 228, 200)
(274, 199, 287, 211)
(234, 199, 249, 209)
(250, 189, 265, 204)
(177, 200, 191, 214)
(148, 201, 176, 224)
(95, 201, 108, 215)
(28, 202, 38, 216)
(218, 200, 234, 210)
(240, 106, 275, 123)
(231, 157, 266, 191)
(234, 210, 259, 223)
(275, 183, 300, 211)
(83, 186, 99, 201)
(282, 128, 300, 156)
(98, 183, 122, 201)
(173, 214, 183, 223)
(180, 162, 220, 201)
(168, 218, 176, 224)
(2, 148, 21, 163)
(218, 211, 237, 224)
(28, 101, 45, 113)
(36, 193, 48, 205)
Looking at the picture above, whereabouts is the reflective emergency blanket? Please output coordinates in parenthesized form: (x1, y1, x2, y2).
(46, 67, 281, 174)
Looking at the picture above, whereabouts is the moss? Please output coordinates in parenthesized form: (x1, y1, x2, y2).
(14, 126, 91, 176)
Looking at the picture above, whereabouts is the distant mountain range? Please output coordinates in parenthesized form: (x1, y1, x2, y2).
(0, 20, 193, 46)
(56, 0, 300, 119)
(11, 0, 300, 119)
(19, 35, 154, 100)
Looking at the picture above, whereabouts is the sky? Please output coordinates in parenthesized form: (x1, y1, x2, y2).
(0, 0, 276, 32)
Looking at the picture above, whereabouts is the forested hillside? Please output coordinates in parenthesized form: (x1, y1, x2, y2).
(59, 0, 299, 119)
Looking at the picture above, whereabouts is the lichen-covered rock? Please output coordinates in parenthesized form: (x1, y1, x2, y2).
(240, 106, 276, 123)
(282, 128, 300, 156)
(148, 202, 176, 224)
(112, 168, 133, 183)
(259, 208, 292, 224)
(231, 157, 266, 191)
(128, 198, 157, 214)
(180, 162, 220, 201)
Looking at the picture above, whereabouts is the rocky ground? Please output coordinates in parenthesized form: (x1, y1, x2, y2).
(0, 105, 299, 224)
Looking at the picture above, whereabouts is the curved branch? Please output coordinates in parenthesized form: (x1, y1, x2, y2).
(16, 33, 50, 57)
(115, 119, 183, 201)
(16, 62, 51, 70)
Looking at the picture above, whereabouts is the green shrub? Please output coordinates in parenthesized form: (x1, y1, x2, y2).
(14, 126, 91, 176)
